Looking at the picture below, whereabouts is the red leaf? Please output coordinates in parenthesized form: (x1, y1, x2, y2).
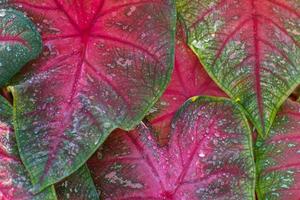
(256, 100, 300, 199)
(147, 24, 226, 144)
(177, 0, 300, 136)
(88, 97, 255, 199)
(0, 96, 56, 200)
(0, 95, 97, 199)
(7, 0, 175, 191)
(0, 8, 42, 87)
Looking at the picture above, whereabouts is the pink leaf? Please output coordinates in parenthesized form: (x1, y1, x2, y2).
(88, 97, 255, 199)
(5, 0, 175, 191)
(0, 96, 56, 200)
(147, 24, 226, 144)
(256, 100, 300, 199)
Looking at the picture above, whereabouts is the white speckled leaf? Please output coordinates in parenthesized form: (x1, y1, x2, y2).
(88, 97, 255, 199)
(55, 165, 99, 200)
(0, 95, 56, 200)
(4, 0, 176, 192)
(256, 100, 300, 199)
(0, 8, 42, 86)
(177, 0, 300, 136)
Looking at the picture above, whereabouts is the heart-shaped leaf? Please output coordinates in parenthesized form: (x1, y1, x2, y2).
(88, 97, 255, 199)
(256, 100, 300, 199)
(147, 23, 226, 144)
(55, 165, 99, 200)
(0, 95, 98, 199)
(5, 0, 175, 191)
(0, 8, 42, 87)
(0, 95, 56, 200)
(177, 0, 300, 136)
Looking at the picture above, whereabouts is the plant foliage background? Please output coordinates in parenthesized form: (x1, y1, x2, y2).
(0, 0, 299, 199)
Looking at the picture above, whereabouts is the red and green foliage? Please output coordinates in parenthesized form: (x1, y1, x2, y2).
(177, 0, 300, 136)
(3, 0, 175, 191)
(0, 0, 299, 199)
(88, 97, 255, 199)
(0, 96, 98, 199)
(0, 8, 42, 87)
(147, 23, 226, 145)
(256, 100, 300, 199)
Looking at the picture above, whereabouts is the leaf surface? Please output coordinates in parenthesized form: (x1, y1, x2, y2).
(0, 96, 56, 200)
(256, 100, 300, 199)
(0, 8, 42, 86)
(147, 24, 226, 144)
(177, 0, 300, 136)
(55, 165, 99, 200)
(88, 97, 255, 199)
(5, 0, 175, 191)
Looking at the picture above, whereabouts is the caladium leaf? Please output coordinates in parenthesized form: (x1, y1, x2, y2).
(55, 165, 99, 200)
(0, 8, 42, 87)
(88, 97, 255, 199)
(0, 95, 56, 200)
(147, 23, 226, 144)
(5, 0, 175, 191)
(177, 0, 300, 136)
(256, 100, 300, 199)
(0, 98, 98, 200)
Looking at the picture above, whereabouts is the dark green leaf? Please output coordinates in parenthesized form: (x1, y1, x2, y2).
(55, 165, 99, 200)
(0, 8, 42, 86)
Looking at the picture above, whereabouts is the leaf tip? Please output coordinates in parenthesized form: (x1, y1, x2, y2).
(190, 96, 199, 102)
(235, 97, 241, 103)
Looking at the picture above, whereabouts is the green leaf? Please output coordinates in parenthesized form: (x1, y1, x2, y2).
(55, 165, 99, 200)
(0, 8, 42, 86)
(0, 95, 56, 200)
(177, 0, 300, 136)
(256, 100, 300, 199)
(5, 0, 176, 191)
(88, 96, 256, 199)
(146, 22, 226, 145)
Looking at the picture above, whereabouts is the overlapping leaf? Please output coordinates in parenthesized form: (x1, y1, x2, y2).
(256, 100, 300, 199)
(147, 23, 226, 144)
(0, 94, 99, 199)
(177, 0, 300, 136)
(0, 8, 42, 86)
(55, 165, 99, 200)
(4, 0, 175, 191)
(88, 97, 255, 199)
(0, 96, 56, 200)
